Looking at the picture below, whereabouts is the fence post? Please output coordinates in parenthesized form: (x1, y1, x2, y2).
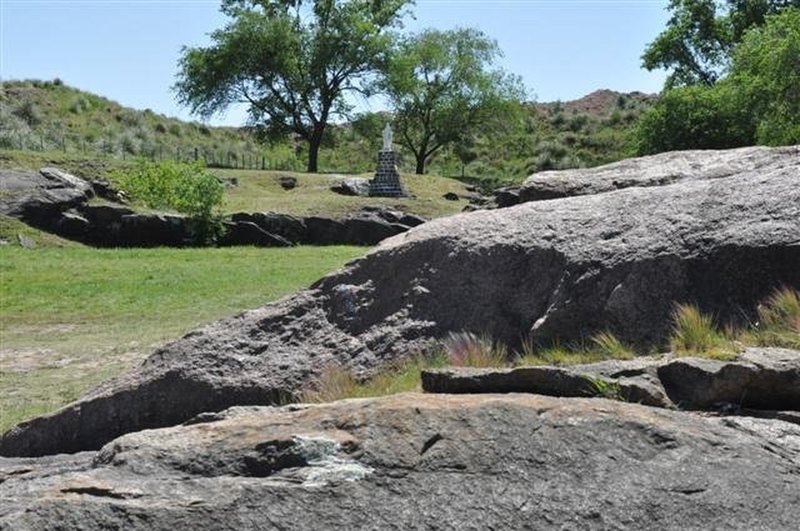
(261, 156, 265, 170)
(176, 147, 180, 162)
(194, 147, 198, 162)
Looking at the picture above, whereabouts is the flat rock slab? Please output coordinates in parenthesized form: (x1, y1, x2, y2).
(2, 393, 799, 530)
(2, 146, 799, 457)
(423, 348, 800, 413)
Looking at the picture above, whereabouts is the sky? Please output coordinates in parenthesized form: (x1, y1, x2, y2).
(0, 0, 670, 127)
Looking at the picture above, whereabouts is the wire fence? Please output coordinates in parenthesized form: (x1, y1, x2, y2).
(0, 131, 306, 171)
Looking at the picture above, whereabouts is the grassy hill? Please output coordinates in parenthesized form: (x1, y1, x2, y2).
(1, 79, 656, 185)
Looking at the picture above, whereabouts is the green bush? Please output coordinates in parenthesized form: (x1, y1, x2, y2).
(635, 84, 755, 154)
(113, 160, 224, 244)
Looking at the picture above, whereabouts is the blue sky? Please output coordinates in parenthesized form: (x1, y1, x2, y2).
(0, 0, 670, 126)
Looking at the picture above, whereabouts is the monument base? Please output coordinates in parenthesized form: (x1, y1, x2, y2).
(369, 150, 407, 197)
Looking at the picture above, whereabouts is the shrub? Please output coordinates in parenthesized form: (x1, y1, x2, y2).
(670, 303, 737, 360)
(112, 160, 224, 244)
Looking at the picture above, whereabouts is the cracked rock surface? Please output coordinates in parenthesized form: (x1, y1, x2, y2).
(2, 146, 799, 457)
(3, 393, 800, 530)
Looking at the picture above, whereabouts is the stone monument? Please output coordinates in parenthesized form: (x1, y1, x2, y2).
(369, 124, 407, 197)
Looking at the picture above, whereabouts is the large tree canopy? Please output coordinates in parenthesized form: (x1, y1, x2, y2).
(642, 0, 799, 88)
(381, 28, 525, 175)
(636, 7, 800, 153)
(174, 0, 411, 172)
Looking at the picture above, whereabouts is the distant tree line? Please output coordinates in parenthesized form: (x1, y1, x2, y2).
(174, 0, 525, 174)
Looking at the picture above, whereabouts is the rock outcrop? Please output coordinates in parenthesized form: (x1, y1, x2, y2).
(2, 393, 800, 530)
(422, 347, 800, 413)
(2, 145, 798, 457)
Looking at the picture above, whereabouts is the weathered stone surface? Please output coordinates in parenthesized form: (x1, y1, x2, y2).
(231, 212, 308, 244)
(493, 185, 522, 207)
(116, 214, 191, 247)
(0, 168, 92, 226)
(56, 211, 91, 238)
(218, 221, 293, 247)
(520, 145, 800, 202)
(330, 177, 370, 197)
(278, 175, 297, 190)
(2, 393, 800, 530)
(422, 348, 799, 412)
(2, 146, 798, 457)
(657, 348, 800, 410)
(421, 365, 670, 407)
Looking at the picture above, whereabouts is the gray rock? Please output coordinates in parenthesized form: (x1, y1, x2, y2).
(218, 221, 293, 247)
(278, 175, 296, 190)
(2, 146, 798, 457)
(330, 177, 370, 196)
(342, 217, 407, 246)
(520, 145, 800, 202)
(421, 365, 670, 407)
(398, 212, 426, 227)
(442, 191, 459, 201)
(231, 212, 308, 244)
(2, 393, 800, 530)
(0, 168, 92, 227)
(116, 214, 191, 247)
(56, 211, 90, 238)
(494, 185, 522, 207)
(657, 348, 800, 410)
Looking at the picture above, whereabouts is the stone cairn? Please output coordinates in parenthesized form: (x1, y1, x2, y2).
(369, 124, 407, 197)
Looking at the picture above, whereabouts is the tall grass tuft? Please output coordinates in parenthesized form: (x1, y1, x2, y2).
(443, 332, 508, 368)
(299, 365, 358, 404)
(589, 331, 634, 360)
(670, 303, 737, 361)
(752, 287, 800, 349)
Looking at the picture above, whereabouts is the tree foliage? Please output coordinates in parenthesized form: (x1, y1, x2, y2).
(637, 7, 800, 153)
(642, 0, 799, 88)
(381, 28, 526, 174)
(174, 0, 411, 173)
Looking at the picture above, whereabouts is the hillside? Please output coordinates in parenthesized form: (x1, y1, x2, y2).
(0, 79, 656, 183)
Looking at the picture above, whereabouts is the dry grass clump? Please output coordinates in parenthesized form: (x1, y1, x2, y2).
(669, 303, 738, 361)
(443, 332, 508, 368)
(514, 331, 633, 367)
(750, 287, 800, 349)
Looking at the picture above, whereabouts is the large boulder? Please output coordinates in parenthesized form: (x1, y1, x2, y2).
(330, 177, 370, 197)
(2, 146, 798, 457)
(0, 168, 93, 228)
(519, 145, 799, 202)
(2, 393, 800, 530)
(218, 221, 293, 247)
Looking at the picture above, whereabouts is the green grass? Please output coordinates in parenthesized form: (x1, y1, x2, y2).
(670, 304, 739, 361)
(0, 214, 83, 248)
(215, 168, 468, 219)
(0, 245, 365, 431)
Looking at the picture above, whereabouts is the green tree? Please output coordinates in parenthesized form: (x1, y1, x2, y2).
(174, 0, 411, 173)
(381, 28, 525, 175)
(642, 0, 799, 88)
(729, 7, 800, 144)
(637, 7, 800, 153)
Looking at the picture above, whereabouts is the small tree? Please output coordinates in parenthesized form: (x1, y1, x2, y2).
(382, 28, 525, 175)
(175, 0, 411, 173)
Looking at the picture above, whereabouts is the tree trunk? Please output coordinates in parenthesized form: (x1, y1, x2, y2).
(307, 125, 325, 173)
(415, 153, 426, 175)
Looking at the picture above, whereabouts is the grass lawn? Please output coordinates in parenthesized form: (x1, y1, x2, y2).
(0, 244, 365, 432)
(217, 169, 469, 219)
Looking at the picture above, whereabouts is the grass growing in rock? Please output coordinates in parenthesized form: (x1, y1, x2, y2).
(302, 288, 800, 403)
(0, 245, 365, 431)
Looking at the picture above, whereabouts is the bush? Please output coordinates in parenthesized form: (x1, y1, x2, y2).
(751, 287, 800, 349)
(635, 84, 755, 154)
(113, 160, 224, 244)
